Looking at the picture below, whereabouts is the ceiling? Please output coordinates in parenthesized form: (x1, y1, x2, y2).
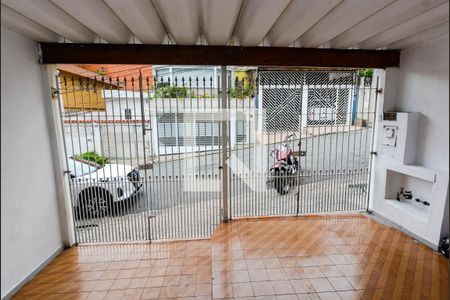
(1, 0, 449, 50)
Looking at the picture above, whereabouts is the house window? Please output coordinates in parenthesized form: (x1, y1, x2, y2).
(124, 108, 132, 120)
(236, 120, 247, 143)
(157, 113, 220, 147)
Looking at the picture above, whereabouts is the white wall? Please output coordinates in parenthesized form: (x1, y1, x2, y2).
(370, 34, 449, 249)
(396, 35, 449, 170)
(1, 27, 64, 298)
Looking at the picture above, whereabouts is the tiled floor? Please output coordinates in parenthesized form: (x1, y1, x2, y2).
(13, 214, 448, 299)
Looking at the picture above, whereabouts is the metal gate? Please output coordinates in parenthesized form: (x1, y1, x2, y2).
(56, 69, 378, 244)
(230, 70, 377, 218)
(56, 74, 225, 243)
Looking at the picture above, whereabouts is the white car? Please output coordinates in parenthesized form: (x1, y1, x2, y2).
(68, 157, 142, 219)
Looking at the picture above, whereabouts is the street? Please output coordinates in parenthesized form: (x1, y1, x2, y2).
(140, 127, 372, 209)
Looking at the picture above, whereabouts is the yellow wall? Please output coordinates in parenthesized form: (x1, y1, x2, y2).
(59, 73, 106, 111)
(234, 70, 258, 91)
(234, 70, 250, 89)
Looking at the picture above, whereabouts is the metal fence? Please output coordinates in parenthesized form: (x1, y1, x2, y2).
(56, 70, 378, 244)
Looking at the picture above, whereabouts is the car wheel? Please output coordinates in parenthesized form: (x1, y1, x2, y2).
(79, 189, 111, 219)
(274, 170, 289, 195)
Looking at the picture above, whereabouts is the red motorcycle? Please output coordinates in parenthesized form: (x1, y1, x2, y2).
(268, 134, 300, 195)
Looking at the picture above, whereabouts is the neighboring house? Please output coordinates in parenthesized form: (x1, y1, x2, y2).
(153, 65, 257, 91)
(148, 66, 258, 155)
(100, 94, 253, 157)
(57, 64, 110, 111)
(94, 65, 248, 157)
(80, 64, 153, 91)
(153, 65, 221, 86)
(257, 69, 363, 133)
(58, 65, 151, 164)
(58, 64, 153, 111)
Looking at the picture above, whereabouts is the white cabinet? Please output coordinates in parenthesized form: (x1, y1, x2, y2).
(380, 112, 420, 164)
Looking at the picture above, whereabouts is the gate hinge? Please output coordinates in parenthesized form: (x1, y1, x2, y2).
(376, 88, 383, 94)
(370, 151, 377, 155)
(63, 170, 71, 174)
(51, 87, 59, 99)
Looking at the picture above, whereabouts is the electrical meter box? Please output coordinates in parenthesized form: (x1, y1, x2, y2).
(380, 112, 420, 164)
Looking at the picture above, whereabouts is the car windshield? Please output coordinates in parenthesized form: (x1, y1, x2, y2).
(68, 158, 98, 178)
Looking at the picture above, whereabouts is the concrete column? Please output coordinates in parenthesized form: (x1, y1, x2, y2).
(43, 65, 76, 246)
(367, 67, 399, 211)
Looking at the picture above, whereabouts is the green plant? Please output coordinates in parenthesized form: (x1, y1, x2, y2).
(79, 151, 109, 166)
(359, 69, 373, 78)
(229, 85, 253, 99)
(154, 85, 187, 98)
(244, 85, 252, 97)
(95, 68, 106, 76)
(229, 88, 239, 98)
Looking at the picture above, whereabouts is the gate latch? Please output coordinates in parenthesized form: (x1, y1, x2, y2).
(51, 87, 59, 99)
(293, 151, 306, 157)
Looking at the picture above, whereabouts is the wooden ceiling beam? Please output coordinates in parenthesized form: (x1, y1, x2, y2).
(39, 43, 400, 68)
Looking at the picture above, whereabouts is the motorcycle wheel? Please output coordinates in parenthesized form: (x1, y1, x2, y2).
(274, 170, 289, 195)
